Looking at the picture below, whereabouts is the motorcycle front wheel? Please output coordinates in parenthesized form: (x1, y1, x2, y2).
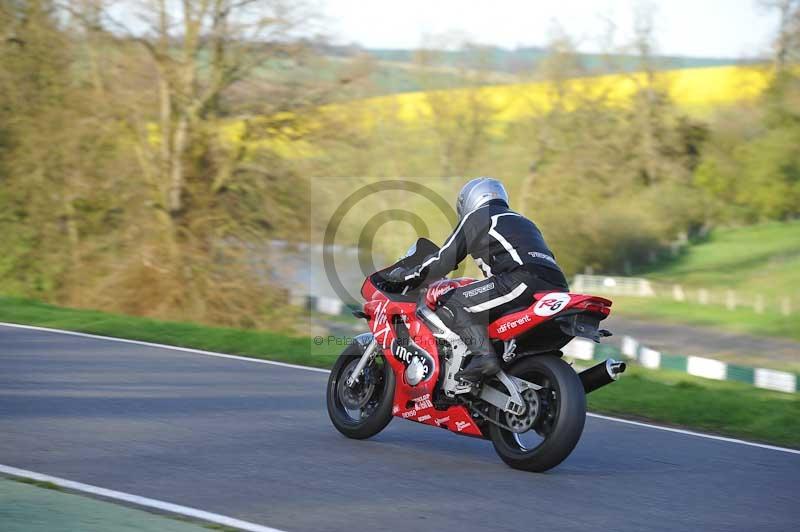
(326, 341, 395, 439)
(487, 354, 586, 472)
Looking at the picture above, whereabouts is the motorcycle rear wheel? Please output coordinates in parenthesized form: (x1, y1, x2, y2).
(487, 355, 586, 472)
(326, 342, 395, 439)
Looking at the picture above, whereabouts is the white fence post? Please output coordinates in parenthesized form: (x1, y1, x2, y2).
(781, 297, 791, 316)
(672, 284, 685, 302)
(563, 339, 595, 361)
(621, 336, 639, 359)
(754, 294, 765, 314)
(638, 347, 662, 369)
(570, 276, 790, 319)
(725, 290, 736, 310)
(571, 275, 655, 297)
(316, 296, 343, 315)
(687, 356, 727, 381)
(698, 288, 709, 305)
(754, 368, 797, 393)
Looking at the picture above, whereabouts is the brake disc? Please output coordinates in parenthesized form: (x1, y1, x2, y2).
(338, 360, 376, 410)
(503, 389, 540, 433)
(461, 390, 540, 434)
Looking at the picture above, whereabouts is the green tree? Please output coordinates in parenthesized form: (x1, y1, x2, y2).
(517, 14, 711, 274)
(695, 71, 800, 222)
(0, 0, 76, 297)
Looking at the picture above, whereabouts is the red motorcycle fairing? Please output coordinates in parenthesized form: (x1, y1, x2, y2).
(488, 292, 612, 341)
(362, 278, 483, 438)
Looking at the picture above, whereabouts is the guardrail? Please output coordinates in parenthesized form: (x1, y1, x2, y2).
(572, 275, 656, 297)
(298, 289, 798, 393)
(563, 336, 798, 394)
(280, 260, 797, 317)
(572, 274, 796, 316)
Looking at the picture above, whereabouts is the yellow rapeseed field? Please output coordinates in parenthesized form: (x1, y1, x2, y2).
(221, 64, 773, 156)
(339, 64, 771, 124)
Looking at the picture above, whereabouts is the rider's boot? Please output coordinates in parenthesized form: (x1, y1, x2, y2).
(454, 325, 500, 383)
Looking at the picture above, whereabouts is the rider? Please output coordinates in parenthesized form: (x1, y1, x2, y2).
(386, 177, 568, 382)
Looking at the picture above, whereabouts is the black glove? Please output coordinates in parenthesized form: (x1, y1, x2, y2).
(384, 266, 412, 284)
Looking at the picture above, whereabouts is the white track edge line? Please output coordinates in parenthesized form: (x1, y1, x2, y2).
(2, 321, 798, 456)
(586, 413, 800, 455)
(0, 464, 286, 532)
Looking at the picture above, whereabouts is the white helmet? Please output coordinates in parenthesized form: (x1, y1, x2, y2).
(456, 177, 509, 219)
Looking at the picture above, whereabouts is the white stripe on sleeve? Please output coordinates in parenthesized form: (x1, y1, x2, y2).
(464, 282, 528, 313)
(405, 206, 483, 279)
(488, 213, 523, 265)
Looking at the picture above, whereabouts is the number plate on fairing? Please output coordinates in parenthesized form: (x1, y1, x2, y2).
(556, 313, 602, 342)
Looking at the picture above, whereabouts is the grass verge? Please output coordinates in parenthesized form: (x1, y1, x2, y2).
(1, 476, 229, 531)
(585, 364, 798, 447)
(13, 477, 63, 491)
(0, 296, 341, 368)
(1, 296, 797, 448)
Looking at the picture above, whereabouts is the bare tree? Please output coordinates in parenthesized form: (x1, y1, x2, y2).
(414, 36, 502, 176)
(88, 1, 311, 239)
(54, 0, 325, 326)
(0, 0, 123, 303)
(762, 0, 800, 69)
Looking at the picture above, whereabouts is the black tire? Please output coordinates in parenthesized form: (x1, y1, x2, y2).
(326, 341, 395, 439)
(488, 355, 586, 472)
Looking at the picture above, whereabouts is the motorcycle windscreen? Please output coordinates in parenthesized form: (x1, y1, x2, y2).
(369, 238, 440, 282)
(361, 238, 441, 300)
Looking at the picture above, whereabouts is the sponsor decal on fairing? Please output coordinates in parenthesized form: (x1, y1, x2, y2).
(392, 340, 435, 386)
(496, 313, 532, 333)
(427, 282, 455, 302)
(372, 299, 392, 347)
(411, 394, 433, 409)
(455, 421, 472, 432)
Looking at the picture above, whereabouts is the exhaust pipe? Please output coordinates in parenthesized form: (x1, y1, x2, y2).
(579, 359, 626, 394)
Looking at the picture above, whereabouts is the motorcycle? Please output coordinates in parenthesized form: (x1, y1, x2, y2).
(326, 238, 625, 472)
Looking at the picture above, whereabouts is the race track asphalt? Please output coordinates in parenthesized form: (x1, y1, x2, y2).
(1, 324, 798, 532)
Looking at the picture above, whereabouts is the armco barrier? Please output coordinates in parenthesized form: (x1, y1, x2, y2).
(304, 291, 799, 394)
(562, 336, 799, 393)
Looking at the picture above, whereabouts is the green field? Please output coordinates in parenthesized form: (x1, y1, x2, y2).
(363, 47, 737, 78)
(614, 221, 800, 340)
(1, 296, 796, 447)
(642, 221, 800, 299)
(317, 47, 740, 97)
